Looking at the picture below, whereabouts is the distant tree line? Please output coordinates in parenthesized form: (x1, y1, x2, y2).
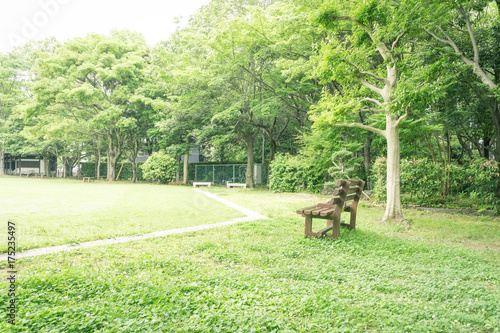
(0, 0, 499, 220)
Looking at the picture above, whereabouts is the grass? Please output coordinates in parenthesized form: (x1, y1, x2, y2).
(0, 183, 499, 332)
(0, 177, 244, 251)
(205, 187, 500, 254)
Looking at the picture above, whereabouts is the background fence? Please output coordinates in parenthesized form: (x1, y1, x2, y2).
(80, 161, 268, 185)
(194, 163, 267, 185)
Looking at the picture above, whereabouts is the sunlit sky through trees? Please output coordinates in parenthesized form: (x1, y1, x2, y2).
(0, 0, 209, 53)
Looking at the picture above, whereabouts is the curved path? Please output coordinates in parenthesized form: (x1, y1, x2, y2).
(0, 189, 268, 260)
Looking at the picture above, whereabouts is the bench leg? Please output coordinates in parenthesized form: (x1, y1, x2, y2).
(326, 219, 333, 237)
(332, 217, 340, 239)
(350, 210, 357, 229)
(304, 216, 313, 236)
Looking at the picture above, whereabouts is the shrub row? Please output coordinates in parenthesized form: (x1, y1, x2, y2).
(81, 162, 145, 181)
(269, 153, 324, 193)
(372, 157, 499, 207)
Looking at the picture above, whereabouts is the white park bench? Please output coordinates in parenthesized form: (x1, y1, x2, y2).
(227, 183, 247, 189)
(193, 182, 212, 188)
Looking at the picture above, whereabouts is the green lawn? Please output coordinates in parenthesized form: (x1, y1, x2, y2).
(0, 184, 499, 332)
(0, 177, 244, 251)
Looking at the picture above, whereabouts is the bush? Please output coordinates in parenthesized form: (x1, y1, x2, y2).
(401, 158, 443, 201)
(372, 157, 387, 201)
(269, 153, 324, 193)
(372, 157, 499, 209)
(140, 151, 178, 184)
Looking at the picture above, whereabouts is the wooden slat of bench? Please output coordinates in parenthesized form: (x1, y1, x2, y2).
(336, 179, 349, 187)
(332, 186, 361, 196)
(317, 203, 335, 209)
(344, 193, 360, 202)
(305, 207, 330, 215)
(296, 206, 317, 214)
(326, 197, 343, 205)
(312, 206, 333, 215)
(297, 205, 335, 216)
(346, 179, 364, 186)
(320, 208, 335, 217)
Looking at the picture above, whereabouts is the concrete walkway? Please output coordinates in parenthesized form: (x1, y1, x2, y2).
(1, 188, 268, 260)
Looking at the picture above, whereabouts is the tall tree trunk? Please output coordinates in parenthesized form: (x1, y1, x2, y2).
(183, 135, 191, 185)
(63, 158, 67, 178)
(483, 137, 491, 159)
(66, 160, 72, 177)
(106, 148, 112, 181)
(132, 160, 137, 183)
(383, 116, 404, 222)
(491, 98, 500, 199)
(96, 148, 101, 180)
(183, 153, 189, 185)
(43, 155, 49, 177)
(244, 133, 255, 188)
(457, 134, 474, 159)
(131, 141, 139, 183)
(363, 131, 372, 183)
(106, 133, 121, 181)
(269, 140, 276, 166)
(175, 155, 180, 181)
(0, 148, 4, 175)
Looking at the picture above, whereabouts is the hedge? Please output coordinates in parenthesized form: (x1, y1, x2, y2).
(80, 162, 145, 181)
(372, 157, 499, 209)
(269, 153, 324, 193)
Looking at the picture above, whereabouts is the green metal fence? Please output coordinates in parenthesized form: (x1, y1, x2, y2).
(195, 164, 247, 184)
(194, 163, 267, 185)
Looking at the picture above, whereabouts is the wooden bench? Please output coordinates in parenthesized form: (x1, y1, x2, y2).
(227, 183, 247, 189)
(296, 179, 365, 238)
(193, 182, 212, 188)
(82, 177, 95, 183)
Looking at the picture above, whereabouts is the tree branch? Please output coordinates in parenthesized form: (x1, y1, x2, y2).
(360, 106, 385, 113)
(424, 25, 496, 88)
(359, 97, 382, 106)
(394, 110, 408, 128)
(391, 31, 406, 51)
(359, 78, 384, 96)
(334, 122, 386, 137)
(343, 60, 389, 84)
(457, 4, 480, 63)
(276, 117, 290, 142)
(437, 27, 464, 57)
(423, 26, 457, 50)
(238, 65, 310, 114)
(359, 70, 389, 84)
(333, 16, 393, 61)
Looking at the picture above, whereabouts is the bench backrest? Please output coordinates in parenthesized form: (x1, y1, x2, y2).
(327, 179, 365, 206)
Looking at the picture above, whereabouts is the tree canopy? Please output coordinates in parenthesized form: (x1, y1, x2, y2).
(1, 0, 499, 216)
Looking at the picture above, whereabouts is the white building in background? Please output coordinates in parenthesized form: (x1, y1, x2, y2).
(137, 146, 203, 164)
(180, 145, 202, 163)
(2, 153, 57, 176)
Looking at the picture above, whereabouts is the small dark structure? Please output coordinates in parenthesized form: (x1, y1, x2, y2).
(296, 179, 365, 238)
(2, 153, 57, 176)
